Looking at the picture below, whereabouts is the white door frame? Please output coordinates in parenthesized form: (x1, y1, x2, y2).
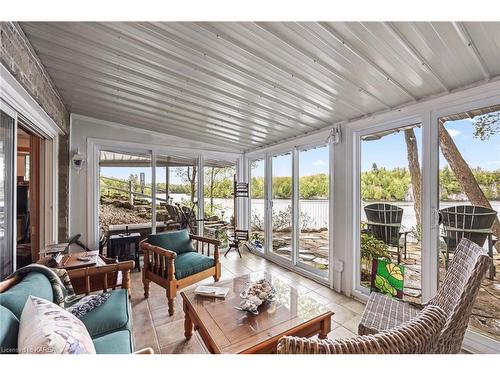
(0, 65, 61, 251)
(430, 94, 500, 354)
(351, 114, 426, 301)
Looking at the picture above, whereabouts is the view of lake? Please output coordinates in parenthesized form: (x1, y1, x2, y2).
(164, 193, 500, 231)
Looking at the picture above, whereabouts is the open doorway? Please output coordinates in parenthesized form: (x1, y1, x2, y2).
(16, 125, 41, 268)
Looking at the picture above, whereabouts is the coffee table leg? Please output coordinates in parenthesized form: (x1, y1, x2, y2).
(318, 317, 331, 339)
(183, 300, 194, 340)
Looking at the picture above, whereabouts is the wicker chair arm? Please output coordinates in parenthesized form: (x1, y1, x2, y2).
(277, 305, 446, 354)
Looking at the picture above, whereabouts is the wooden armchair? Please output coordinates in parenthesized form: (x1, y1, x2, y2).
(67, 257, 135, 296)
(140, 230, 221, 316)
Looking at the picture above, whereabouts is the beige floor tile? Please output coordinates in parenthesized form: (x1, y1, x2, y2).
(343, 299, 366, 315)
(155, 319, 189, 347)
(314, 285, 351, 304)
(161, 335, 207, 354)
(327, 302, 358, 325)
(342, 315, 362, 333)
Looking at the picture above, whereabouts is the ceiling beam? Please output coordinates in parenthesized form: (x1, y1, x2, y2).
(317, 22, 418, 102)
(256, 22, 391, 110)
(384, 22, 450, 93)
(22, 24, 320, 129)
(194, 22, 371, 117)
(452, 22, 490, 81)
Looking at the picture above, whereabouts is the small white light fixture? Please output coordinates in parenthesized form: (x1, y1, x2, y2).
(71, 148, 85, 173)
(326, 124, 342, 144)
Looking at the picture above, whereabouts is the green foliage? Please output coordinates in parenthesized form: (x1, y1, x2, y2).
(250, 205, 314, 232)
(361, 167, 410, 201)
(439, 165, 500, 200)
(472, 110, 500, 141)
(360, 233, 390, 271)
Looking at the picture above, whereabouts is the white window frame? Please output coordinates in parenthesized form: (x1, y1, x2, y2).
(87, 137, 242, 249)
(431, 94, 500, 354)
(295, 142, 332, 280)
(245, 136, 334, 287)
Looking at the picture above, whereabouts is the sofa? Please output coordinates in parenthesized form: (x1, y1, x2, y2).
(0, 271, 135, 354)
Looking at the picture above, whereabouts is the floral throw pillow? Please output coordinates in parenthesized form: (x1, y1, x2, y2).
(66, 293, 111, 319)
(18, 295, 96, 354)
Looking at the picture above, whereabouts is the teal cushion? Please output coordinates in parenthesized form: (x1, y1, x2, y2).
(174, 252, 215, 280)
(92, 331, 133, 354)
(0, 273, 54, 319)
(79, 289, 131, 338)
(0, 305, 19, 353)
(146, 229, 194, 254)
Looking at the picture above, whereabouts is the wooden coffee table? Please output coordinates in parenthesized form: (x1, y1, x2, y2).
(181, 272, 333, 354)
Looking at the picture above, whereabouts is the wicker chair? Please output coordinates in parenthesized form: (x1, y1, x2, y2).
(277, 305, 446, 354)
(358, 238, 491, 353)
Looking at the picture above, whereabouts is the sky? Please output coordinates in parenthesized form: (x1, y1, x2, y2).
(361, 118, 500, 172)
(101, 116, 499, 183)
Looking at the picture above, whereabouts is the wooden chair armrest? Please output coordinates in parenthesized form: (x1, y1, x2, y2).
(99, 255, 119, 264)
(67, 260, 134, 294)
(189, 235, 221, 247)
(140, 239, 176, 259)
(134, 347, 154, 354)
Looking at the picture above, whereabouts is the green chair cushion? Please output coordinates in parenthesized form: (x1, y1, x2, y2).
(80, 289, 131, 338)
(174, 252, 215, 280)
(0, 273, 54, 319)
(92, 330, 133, 354)
(146, 229, 195, 254)
(0, 305, 19, 353)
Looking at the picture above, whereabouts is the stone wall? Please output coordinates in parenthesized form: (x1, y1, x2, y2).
(1, 21, 70, 241)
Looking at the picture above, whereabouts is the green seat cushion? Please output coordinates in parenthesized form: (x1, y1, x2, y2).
(0, 305, 19, 353)
(80, 289, 131, 338)
(174, 252, 215, 280)
(0, 273, 54, 319)
(92, 330, 133, 354)
(146, 229, 194, 254)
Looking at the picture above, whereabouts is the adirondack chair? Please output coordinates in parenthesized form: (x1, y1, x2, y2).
(439, 205, 497, 278)
(364, 203, 409, 264)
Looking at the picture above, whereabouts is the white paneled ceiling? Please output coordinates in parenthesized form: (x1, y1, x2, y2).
(20, 22, 500, 151)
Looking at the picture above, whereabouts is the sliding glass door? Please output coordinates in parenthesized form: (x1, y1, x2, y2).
(203, 159, 236, 246)
(298, 145, 329, 277)
(357, 123, 422, 302)
(249, 159, 265, 253)
(0, 110, 15, 280)
(437, 105, 499, 343)
(99, 150, 152, 254)
(270, 152, 293, 261)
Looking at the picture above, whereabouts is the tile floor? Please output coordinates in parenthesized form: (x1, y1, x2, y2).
(130, 250, 365, 353)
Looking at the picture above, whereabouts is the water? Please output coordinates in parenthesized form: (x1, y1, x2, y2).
(157, 193, 500, 231)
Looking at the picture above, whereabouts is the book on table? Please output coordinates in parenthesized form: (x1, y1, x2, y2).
(194, 285, 230, 298)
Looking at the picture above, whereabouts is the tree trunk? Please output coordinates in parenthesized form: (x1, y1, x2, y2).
(439, 122, 500, 246)
(188, 166, 197, 204)
(404, 129, 422, 240)
(210, 167, 215, 213)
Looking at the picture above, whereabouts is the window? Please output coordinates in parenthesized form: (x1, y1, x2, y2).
(271, 152, 293, 260)
(249, 159, 265, 252)
(358, 124, 422, 302)
(203, 159, 236, 245)
(438, 105, 500, 342)
(298, 145, 329, 276)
